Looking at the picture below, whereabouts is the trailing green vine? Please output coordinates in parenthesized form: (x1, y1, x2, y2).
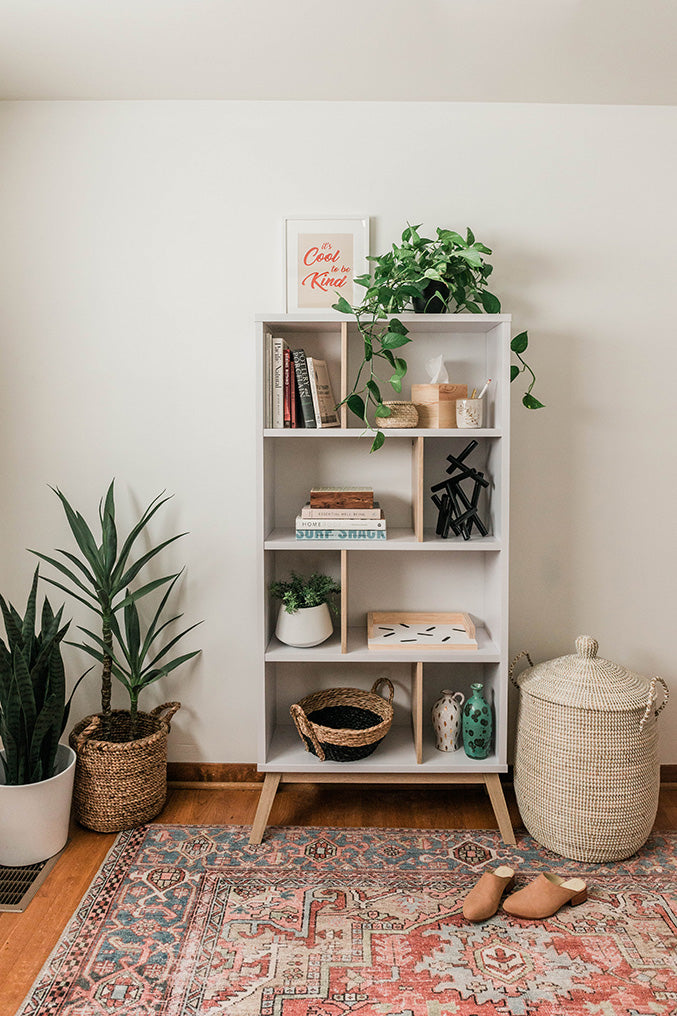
(333, 224, 544, 451)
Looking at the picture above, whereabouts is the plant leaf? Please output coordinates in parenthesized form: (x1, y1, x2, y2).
(480, 291, 501, 314)
(511, 332, 529, 354)
(333, 295, 353, 315)
(522, 393, 545, 409)
(370, 431, 385, 452)
(346, 394, 366, 422)
(510, 365, 520, 382)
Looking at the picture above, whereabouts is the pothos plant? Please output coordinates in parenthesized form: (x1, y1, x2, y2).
(333, 224, 544, 451)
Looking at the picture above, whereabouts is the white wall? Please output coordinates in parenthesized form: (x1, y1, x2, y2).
(0, 101, 675, 762)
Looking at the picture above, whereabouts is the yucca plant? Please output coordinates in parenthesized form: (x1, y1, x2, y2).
(73, 572, 201, 738)
(30, 481, 185, 733)
(0, 569, 89, 785)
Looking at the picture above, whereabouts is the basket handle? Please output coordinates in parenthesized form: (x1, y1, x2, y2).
(73, 715, 100, 750)
(150, 702, 181, 728)
(290, 703, 325, 761)
(639, 677, 669, 732)
(509, 651, 533, 688)
(371, 677, 394, 704)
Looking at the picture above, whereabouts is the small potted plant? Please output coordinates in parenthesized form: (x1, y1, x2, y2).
(270, 572, 340, 648)
(0, 569, 89, 865)
(32, 481, 202, 832)
(334, 224, 544, 449)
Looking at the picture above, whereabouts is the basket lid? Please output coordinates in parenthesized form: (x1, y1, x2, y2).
(517, 635, 650, 711)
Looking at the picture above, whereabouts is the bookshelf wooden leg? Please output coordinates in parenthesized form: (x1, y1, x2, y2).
(249, 772, 281, 845)
(484, 772, 516, 845)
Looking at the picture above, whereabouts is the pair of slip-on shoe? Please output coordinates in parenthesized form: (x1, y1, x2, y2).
(462, 866, 588, 921)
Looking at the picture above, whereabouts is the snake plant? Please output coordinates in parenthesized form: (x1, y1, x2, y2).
(0, 569, 89, 785)
(30, 481, 186, 729)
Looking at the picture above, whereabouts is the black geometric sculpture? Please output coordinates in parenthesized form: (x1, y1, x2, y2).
(430, 439, 490, 540)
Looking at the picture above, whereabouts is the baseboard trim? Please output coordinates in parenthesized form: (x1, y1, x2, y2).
(168, 762, 677, 787)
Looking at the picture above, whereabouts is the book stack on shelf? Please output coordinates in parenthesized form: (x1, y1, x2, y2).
(265, 335, 340, 429)
(296, 487, 387, 542)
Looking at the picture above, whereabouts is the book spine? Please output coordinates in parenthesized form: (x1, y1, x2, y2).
(295, 529, 387, 541)
(264, 332, 270, 427)
(306, 356, 321, 425)
(310, 495, 375, 509)
(290, 357, 297, 428)
(301, 504, 382, 520)
(311, 359, 340, 428)
(273, 338, 285, 428)
(296, 516, 386, 530)
(292, 350, 316, 428)
(283, 347, 291, 428)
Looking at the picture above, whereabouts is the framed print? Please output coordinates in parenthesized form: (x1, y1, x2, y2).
(285, 217, 370, 312)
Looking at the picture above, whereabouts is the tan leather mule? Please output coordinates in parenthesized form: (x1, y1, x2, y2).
(502, 873, 588, 919)
(462, 865, 516, 922)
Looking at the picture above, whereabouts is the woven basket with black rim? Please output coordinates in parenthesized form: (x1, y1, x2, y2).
(290, 679, 394, 762)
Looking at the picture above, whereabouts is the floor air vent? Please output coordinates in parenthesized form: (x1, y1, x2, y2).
(0, 854, 60, 912)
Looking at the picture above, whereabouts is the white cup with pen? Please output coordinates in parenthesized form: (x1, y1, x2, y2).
(456, 379, 491, 428)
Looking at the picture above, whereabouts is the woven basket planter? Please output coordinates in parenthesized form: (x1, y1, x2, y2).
(291, 679, 394, 762)
(375, 402, 419, 429)
(69, 703, 180, 833)
(512, 636, 669, 862)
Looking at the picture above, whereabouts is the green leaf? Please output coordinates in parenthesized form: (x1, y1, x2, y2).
(124, 597, 141, 663)
(116, 533, 187, 591)
(28, 550, 100, 605)
(148, 623, 203, 669)
(510, 365, 520, 382)
(380, 332, 411, 350)
(388, 318, 408, 335)
(111, 492, 173, 584)
(370, 431, 385, 453)
(522, 393, 545, 409)
(21, 568, 39, 646)
(115, 574, 178, 611)
(346, 394, 366, 422)
(374, 404, 392, 418)
(389, 376, 403, 394)
(466, 227, 475, 245)
(366, 379, 382, 403)
(480, 291, 501, 314)
(333, 295, 353, 315)
(511, 331, 529, 354)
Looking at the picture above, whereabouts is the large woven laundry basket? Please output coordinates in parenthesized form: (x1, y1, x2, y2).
(511, 636, 669, 862)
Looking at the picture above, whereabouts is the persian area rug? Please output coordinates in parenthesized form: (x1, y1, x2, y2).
(17, 826, 677, 1016)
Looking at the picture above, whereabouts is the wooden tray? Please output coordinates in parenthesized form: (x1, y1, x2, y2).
(367, 612, 477, 650)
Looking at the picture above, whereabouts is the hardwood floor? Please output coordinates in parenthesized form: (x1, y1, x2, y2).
(1, 782, 675, 1016)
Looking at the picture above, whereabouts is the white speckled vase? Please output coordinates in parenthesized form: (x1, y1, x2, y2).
(431, 689, 465, 751)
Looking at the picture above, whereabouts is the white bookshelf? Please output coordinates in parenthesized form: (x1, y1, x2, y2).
(251, 311, 515, 845)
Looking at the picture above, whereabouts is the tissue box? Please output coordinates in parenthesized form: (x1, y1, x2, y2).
(411, 383, 468, 428)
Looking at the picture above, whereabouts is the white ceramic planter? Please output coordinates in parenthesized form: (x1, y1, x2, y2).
(0, 743, 76, 866)
(275, 603, 333, 648)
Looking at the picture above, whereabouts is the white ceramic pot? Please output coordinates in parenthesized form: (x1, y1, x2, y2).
(431, 689, 465, 751)
(275, 603, 333, 648)
(0, 743, 76, 866)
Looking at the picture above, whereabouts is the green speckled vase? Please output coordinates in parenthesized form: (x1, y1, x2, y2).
(462, 682, 493, 759)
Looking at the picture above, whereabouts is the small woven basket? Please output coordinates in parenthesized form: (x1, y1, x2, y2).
(69, 703, 180, 832)
(375, 402, 419, 429)
(290, 679, 394, 762)
(512, 637, 669, 862)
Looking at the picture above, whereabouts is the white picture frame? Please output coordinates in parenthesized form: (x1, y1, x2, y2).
(284, 217, 370, 313)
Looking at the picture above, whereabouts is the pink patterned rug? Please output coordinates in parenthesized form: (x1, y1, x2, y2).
(17, 825, 677, 1015)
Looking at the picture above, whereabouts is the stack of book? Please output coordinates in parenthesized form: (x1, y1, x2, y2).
(265, 334, 340, 429)
(295, 488, 387, 541)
